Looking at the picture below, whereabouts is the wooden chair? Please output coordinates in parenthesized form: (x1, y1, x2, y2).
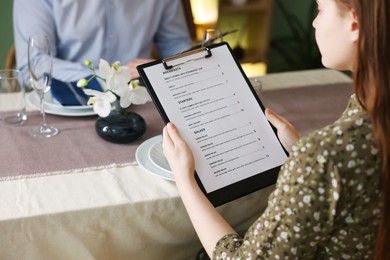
(5, 43, 16, 71)
(181, 0, 197, 41)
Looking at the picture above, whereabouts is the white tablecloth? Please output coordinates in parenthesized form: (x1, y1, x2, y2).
(0, 69, 351, 260)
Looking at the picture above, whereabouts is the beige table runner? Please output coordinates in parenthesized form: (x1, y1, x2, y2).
(0, 82, 353, 179)
(0, 102, 165, 179)
(261, 82, 354, 136)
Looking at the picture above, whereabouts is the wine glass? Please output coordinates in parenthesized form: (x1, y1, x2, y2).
(28, 35, 59, 138)
(201, 29, 222, 47)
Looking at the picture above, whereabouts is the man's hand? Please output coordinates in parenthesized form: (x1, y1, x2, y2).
(127, 58, 154, 79)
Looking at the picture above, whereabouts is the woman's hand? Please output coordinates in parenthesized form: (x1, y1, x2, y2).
(162, 123, 195, 183)
(265, 108, 300, 153)
(163, 123, 237, 258)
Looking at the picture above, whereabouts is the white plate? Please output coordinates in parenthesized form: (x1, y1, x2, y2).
(27, 91, 97, 117)
(148, 138, 172, 173)
(135, 135, 175, 181)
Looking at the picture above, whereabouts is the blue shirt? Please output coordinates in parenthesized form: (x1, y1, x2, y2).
(13, 0, 192, 82)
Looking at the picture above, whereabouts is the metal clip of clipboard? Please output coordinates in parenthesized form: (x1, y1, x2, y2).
(162, 47, 212, 70)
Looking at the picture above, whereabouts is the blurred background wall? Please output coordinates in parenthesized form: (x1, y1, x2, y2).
(268, 0, 321, 72)
(0, 0, 14, 69)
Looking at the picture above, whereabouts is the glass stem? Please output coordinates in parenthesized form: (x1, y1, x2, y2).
(39, 94, 47, 129)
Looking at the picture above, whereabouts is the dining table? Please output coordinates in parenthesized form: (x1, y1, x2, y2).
(0, 68, 353, 260)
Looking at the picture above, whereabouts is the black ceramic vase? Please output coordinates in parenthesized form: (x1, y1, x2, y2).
(95, 101, 146, 144)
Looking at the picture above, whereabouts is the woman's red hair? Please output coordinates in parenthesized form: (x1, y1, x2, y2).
(337, 0, 390, 258)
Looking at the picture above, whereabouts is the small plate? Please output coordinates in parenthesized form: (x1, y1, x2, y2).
(135, 135, 174, 181)
(148, 139, 172, 173)
(27, 91, 97, 117)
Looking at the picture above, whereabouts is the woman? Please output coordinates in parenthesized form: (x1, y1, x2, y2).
(163, 0, 389, 258)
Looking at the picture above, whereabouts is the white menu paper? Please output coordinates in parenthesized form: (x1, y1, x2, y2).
(140, 44, 287, 194)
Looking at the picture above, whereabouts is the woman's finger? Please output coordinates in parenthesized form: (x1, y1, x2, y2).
(166, 122, 182, 145)
(162, 125, 173, 150)
(265, 108, 291, 129)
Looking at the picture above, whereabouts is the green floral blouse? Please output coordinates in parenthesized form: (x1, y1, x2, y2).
(213, 95, 382, 259)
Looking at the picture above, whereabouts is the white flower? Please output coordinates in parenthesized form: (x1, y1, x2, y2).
(291, 247, 297, 255)
(125, 81, 150, 106)
(99, 59, 131, 98)
(84, 89, 116, 117)
(78, 59, 151, 117)
(293, 226, 300, 232)
(303, 195, 311, 204)
(280, 232, 288, 240)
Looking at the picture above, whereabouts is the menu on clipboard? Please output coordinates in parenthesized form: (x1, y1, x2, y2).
(137, 42, 288, 206)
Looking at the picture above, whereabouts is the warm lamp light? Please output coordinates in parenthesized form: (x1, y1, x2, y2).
(190, 0, 218, 25)
(241, 62, 267, 77)
(190, 0, 219, 40)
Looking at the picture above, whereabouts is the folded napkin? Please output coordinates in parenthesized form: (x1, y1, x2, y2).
(51, 76, 103, 106)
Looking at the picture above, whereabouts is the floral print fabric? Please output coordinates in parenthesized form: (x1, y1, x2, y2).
(213, 95, 382, 259)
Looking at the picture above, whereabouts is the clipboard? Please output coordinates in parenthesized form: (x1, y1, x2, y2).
(137, 42, 288, 207)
